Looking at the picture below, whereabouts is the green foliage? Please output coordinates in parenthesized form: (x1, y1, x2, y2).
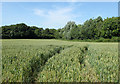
(76, 16, 103, 39)
(2, 39, 118, 82)
(34, 28, 43, 38)
(59, 16, 119, 41)
(101, 17, 119, 38)
(1, 16, 119, 41)
(2, 24, 56, 39)
(87, 43, 118, 82)
(37, 45, 88, 82)
(2, 40, 67, 82)
(61, 21, 78, 40)
(22, 46, 64, 82)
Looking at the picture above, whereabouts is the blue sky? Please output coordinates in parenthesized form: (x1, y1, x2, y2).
(2, 2, 118, 29)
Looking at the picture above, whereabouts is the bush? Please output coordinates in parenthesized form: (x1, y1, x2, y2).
(111, 37, 119, 42)
(95, 37, 104, 42)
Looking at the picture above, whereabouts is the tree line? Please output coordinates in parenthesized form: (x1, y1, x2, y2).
(1, 16, 120, 42)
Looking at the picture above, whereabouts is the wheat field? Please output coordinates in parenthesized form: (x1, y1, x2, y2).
(1, 39, 118, 82)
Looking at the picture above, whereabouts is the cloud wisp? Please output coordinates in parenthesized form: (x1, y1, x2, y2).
(33, 4, 80, 28)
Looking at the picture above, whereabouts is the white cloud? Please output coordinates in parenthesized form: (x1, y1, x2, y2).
(33, 6, 79, 28)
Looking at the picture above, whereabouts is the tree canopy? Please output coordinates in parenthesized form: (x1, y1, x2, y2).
(1, 16, 119, 42)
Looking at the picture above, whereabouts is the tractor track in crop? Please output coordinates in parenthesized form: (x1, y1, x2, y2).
(22, 45, 73, 83)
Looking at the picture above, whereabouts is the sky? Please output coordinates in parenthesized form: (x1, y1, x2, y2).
(2, 2, 118, 29)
